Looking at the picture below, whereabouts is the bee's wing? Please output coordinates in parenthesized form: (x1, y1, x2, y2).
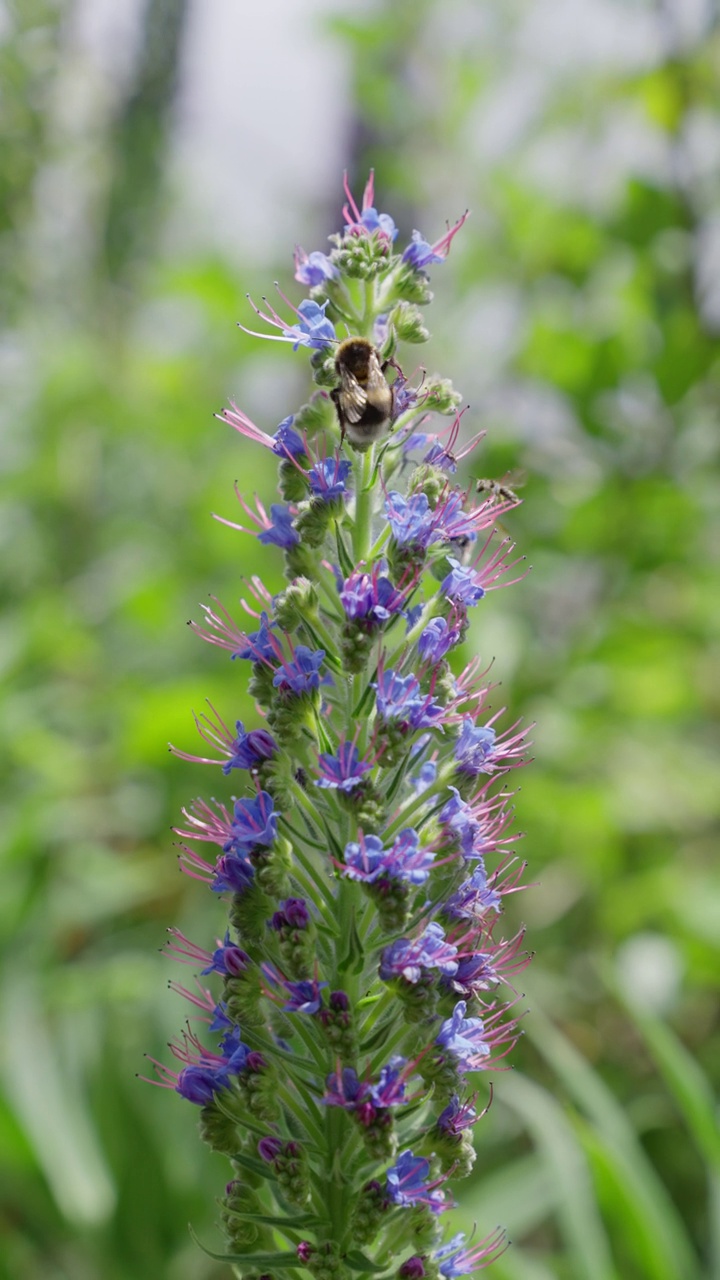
(340, 370, 369, 424)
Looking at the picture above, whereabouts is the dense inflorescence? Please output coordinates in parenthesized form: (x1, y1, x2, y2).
(146, 172, 532, 1279)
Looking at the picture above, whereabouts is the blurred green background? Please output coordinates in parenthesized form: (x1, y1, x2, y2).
(2, 2, 719, 1277)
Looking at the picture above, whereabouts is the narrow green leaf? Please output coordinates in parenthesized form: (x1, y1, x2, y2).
(345, 1249, 389, 1272)
(189, 1227, 305, 1267)
(335, 524, 355, 577)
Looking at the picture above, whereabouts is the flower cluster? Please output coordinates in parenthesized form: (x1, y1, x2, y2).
(146, 172, 530, 1278)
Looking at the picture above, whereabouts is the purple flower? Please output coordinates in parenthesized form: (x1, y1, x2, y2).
(271, 897, 310, 931)
(323, 1067, 369, 1110)
(272, 646, 325, 695)
(308, 457, 352, 502)
(315, 742, 371, 792)
(281, 978, 327, 1015)
(258, 1136, 284, 1163)
(436, 1094, 478, 1136)
(385, 491, 435, 548)
(383, 828, 435, 884)
(440, 558, 485, 606)
(293, 247, 339, 286)
(380, 923, 458, 984)
(385, 1150, 447, 1212)
(439, 787, 479, 856)
(232, 611, 278, 662)
(272, 415, 306, 459)
(222, 722, 278, 774)
(219, 1024, 250, 1072)
(443, 869, 502, 920)
(228, 791, 278, 852)
(374, 669, 444, 731)
(368, 1056, 408, 1108)
(418, 617, 462, 663)
(258, 504, 299, 549)
(453, 717, 497, 777)
(339, 566, 404, 626)
(211, 852, 255, 895)
(435, 1000, 490, 1070)
(201, 931, 251, 977)
(175, 1062, 231, 1106)
(424, 439, 458, 474)
(343, 834, 386, 883)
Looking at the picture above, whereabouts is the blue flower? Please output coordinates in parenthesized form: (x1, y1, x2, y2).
(443, 868, 501, 920)
(307, 457, 352, 502)
(343, 834, 386, 883)
(232, 611, 278, 662)
(402, 230, 445, 270)
(272, 646, 325, 695)
(228, 791, 278, 852)
(201, 931, 251, 977)
(374, 669, 444, 731)
(440, 558, 485, 606)
(400, 212, 469, 272)
(281, 977, 327, 1014)
(272, 415, 306, 459)
(385, 491, 435, 548)
(175, 1063, 231, 1106)
(211, 852, 255, 895)
(385, 1150, 447, 1212)
(293, 247, 339, 287)
(258, 504, 299, 549)
(222, 721, 278, 774)
(418, 617, 461, 663)
(323, 1066, 369, 1110)
(368, 1056, 408, 1108)
(436, 1094, 478, 1136)
(435, 1000, 490, 1069)
(453, 717, 497, 776)
(344, 830, 434, 887)
(439, 787, 479, 856)
(315, 743, 371, 792)
(338, 565, 404, 626)
(379, 922, 458, 984)
(282, 298, 336, 351)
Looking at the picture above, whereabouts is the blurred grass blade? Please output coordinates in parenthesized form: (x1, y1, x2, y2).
(0, 975, 116, 1224)
(527, 1008, 700, 1280)
(615, 988, 720, 1174)
(465, 1152, 556, 1237)
(499, 1072, 615, 1280)
(614, 983, 720, 1278)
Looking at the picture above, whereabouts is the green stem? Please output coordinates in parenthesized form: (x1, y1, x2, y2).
(382, 760, 456, 840)
(352, 445, 376, 563)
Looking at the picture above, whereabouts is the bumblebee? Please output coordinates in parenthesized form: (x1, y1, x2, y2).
(331, 337, 395, 449)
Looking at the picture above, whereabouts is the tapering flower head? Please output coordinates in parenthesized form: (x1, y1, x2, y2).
(153, 172, 530, 1277)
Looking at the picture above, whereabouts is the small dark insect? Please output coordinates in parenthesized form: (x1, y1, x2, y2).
(331, 337, 396, 449)
(294, 767, 308, 790)
(476, 476, 521, 504)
